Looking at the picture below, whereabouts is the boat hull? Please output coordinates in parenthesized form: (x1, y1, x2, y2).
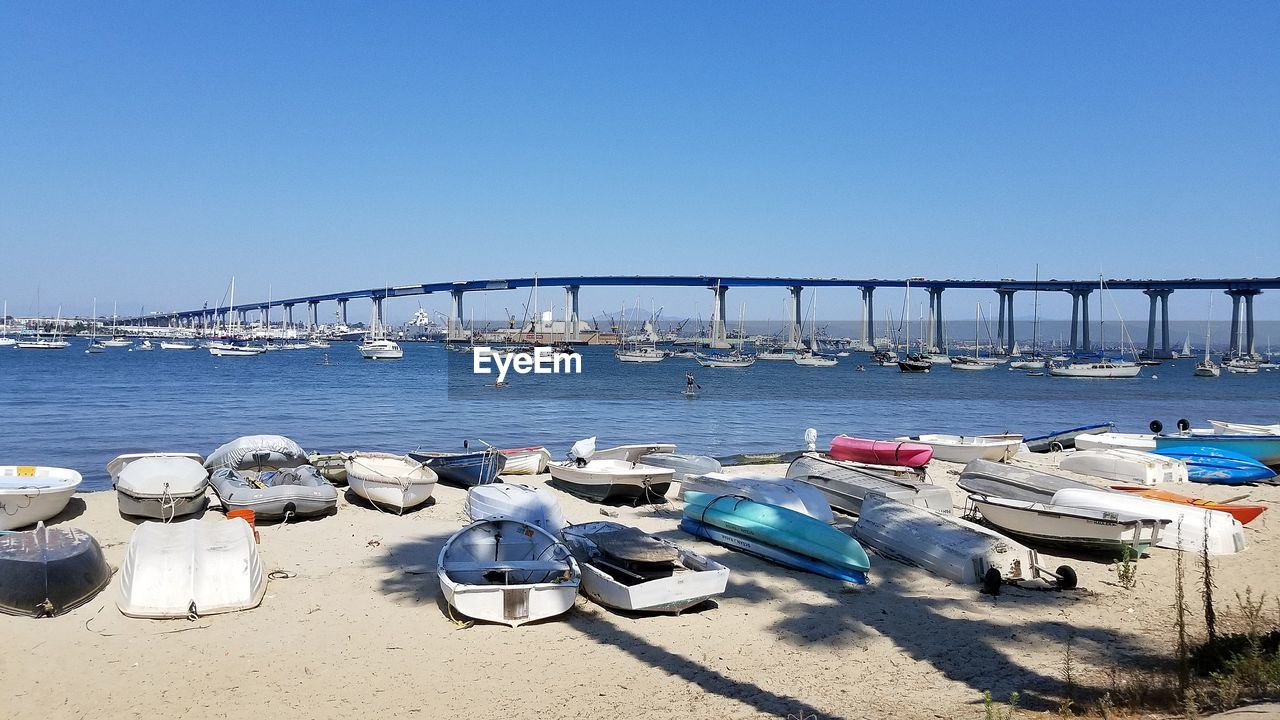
(969, 495, 1166, 559)
(786, 454, 952, 515)
(547, 460, 674, 503)
(1155, 435, 1280, 468)
(409, 451, 507, 488)
(1151, 446, 1277, 484)
(1110, 486, 1267, 525)
(829, 435, 933, 468)
(118, 519, 266, 618)
(0, 467, 82, 531)
(0, 525, 112, 617)
(1059, 448, 1189, 486)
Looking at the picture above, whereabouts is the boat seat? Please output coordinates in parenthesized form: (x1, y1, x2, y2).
(441, 560, 570, 574)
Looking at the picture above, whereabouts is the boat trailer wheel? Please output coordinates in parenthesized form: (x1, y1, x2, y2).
(982, 568, 1003, 596)
(1049, 441, 1064, 453)
(1055, 565, 1078, 590)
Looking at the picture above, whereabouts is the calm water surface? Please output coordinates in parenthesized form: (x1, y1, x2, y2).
(2, 342, 1276, 490)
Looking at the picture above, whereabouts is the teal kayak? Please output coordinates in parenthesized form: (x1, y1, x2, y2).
(683, 491, 869, 578)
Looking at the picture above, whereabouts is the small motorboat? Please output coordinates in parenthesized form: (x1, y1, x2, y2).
(679, 472, 835, 523)
(1059, 448, 1189, 486)
(0, 524, 112, 618)
(1151, 446, 1277, 484)
(828, 435, 933, 468)
(896, 434, 1021, 464)
(357, 338, 403, 360)
(204, 435, 310, 472)
(785, 453, 953, 515)
(208, 341, 265, 357)
(0, 466, 82, 531)
(437, 518, 580, 627)
(1074, 432, 1156, 452)
(896, 355, 932, 373)
(680, 491, 869, 584)
(307, 452, 349, 485)
(794, 352, 839, 367)
(634, 452, 721, 481)
(498, 446, 552, 475)
(1023, 422, 1115, 453)
(968, 494, 1168, 559)
(118, 518, 266, 618)
(344, 452, 438, 513)
(854, 493, 1075, 594)
(408, 448, 507, 487)
(209, 465, 338, 520)
(561, 521, 729, 614)
(591, 443, 677, 462)
(1050, 488, 1245, 555)
(115, 455, 209, 520)
(465, 483, 567, 532)
(548, 459, 675, 504)
(1110, 486, 1267, 525)
(957, 459, 1100, 503)
(159, 341, 196, 350)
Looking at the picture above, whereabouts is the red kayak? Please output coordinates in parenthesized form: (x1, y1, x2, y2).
(829, 435, 933, 468)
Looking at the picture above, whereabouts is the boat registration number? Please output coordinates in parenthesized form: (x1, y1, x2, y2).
(17, 466, 35, 477)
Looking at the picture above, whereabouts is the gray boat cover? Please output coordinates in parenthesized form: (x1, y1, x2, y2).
(786, 454, 953, 515)
(958, 458, 1098, 503)
(205, 435, 309, 471)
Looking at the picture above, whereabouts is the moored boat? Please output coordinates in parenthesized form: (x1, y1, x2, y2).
(561, 521, 729, 614)
(437, 518, 580, 627)
(1048, 361, 1142, 378)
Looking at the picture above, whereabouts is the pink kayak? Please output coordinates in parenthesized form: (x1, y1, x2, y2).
(828, 435, 933, 468)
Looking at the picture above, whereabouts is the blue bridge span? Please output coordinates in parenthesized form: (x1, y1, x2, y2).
(133, 275, 1280, 358)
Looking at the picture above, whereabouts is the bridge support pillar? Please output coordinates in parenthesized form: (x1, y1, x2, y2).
(786, 286, 804, 350)
(859, 287, 876, 351)
(373, 297, 384, 331)
(564, 286, 580, 344)
(709, 285, 730, 349)
(926, 288, 944, 353)
(448, 289, 466, 342)
(996, 290, 1016, 355)
(338, 299, 349, 326)
(1226, 289, 1262, 358)
(284, 304, 294, 328)
(1143, 289, 1174, 358)
(307, 301, 318, 331)
(1067, 290, 1092, 353)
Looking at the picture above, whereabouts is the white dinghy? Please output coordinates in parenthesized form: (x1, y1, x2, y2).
(466, 483, 567, 532)
(0, 466, 82, 531)
(1051, 488, 1246, 555)
(548, 459, 675, 504)
(107, 452, 204, 483)
(1209, 420, 1280, 436)
(498, 447, 553, 475)
(968, 495, 1169, 558)
(1059, 449, 1188, 486)
(344, 452, 438, 513)
(854, 493, 1075, 594)
(115, 455, 209, 520)
(438, 518, 580, 627)
(895, 434, 1021, 463)
(679, 472, 835, 523)
(1073, 432, 1156, 452)
(561, 521, 729, 614)
(785, 453, 953, 515)
(635, 453, 722, 481)
(591, 443, 677, 462)
(118, 519, 266, 618)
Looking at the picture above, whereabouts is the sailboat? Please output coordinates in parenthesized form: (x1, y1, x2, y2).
(896, 280, 930, 373)
(0, 301, 15, 346)
(1049, 276, 1141, 378)
(16, 293, 70, 350)
(695, 302, 756, 368)
(85, 299, 106, 353)
(103, 302, 131, 347)
(616, 300, 665, 363)
(1194, 295, 1220, 378)
(1010, 267, 1046, 370)
(1175, 333, 1192, 359)
(358, 290, 403, 360)
(951, 303, 996, 371)
(209, 278, 265, 356)
(795, 290, 838, 367)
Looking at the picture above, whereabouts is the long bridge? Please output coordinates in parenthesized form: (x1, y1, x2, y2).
(129, 275, 1280, 358)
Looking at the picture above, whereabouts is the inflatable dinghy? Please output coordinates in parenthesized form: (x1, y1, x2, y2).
(209, 466, 337, 520)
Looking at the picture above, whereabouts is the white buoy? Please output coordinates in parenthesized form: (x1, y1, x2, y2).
(804, 428, 817, 451)
(1152, 374, 1158, 380)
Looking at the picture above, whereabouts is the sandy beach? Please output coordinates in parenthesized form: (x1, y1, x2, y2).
(5, 456, 1279, 720)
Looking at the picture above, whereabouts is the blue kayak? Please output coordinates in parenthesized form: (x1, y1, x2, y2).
(1154, 434, 1280, 467)
(682, 491, 869, 583)
(1153, 445, 1277, 485)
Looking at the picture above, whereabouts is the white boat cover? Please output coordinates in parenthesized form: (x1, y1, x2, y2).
(118, 520, 266, 618)
(204, 435, 308, 471)
(636, 453, 722, 480)
(854, 492, 1040, 586)
(465, 484, 567, 532)
(107, 453, 204, 484)
(117, 456, 209, 498)
(568, 437, 597, 462)
(1051, 488, 1246, 555)
(680, 473, 835, 524)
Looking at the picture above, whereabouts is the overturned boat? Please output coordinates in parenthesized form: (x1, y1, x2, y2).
(828, 435, 933, 468)
(0, 524, 112, 617)
(1023, 423, 1114, 453)
(1058, 448, 1189, 486)
(634, 452, 722, 481)
(118, 519, 266, 618)
(785, 453, 953, 515)
(1151, 446, 1277, 484)
(0, 466, 82, 531)
(561, 521, 729, 614)
(107, 452, 204, 483)
(344, 452, 438, 513)
(210, 465, 338, 520)
(957, 459, 1100, 503)
(438, 518, 580, 627)
(680, 472, 835, 523)
(465, 483, 567, 532)
(854, 492, 1075, 593)
(115, 455, 209, 520)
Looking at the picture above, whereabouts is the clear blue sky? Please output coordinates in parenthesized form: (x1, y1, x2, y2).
(2, 2, 1277, 324)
